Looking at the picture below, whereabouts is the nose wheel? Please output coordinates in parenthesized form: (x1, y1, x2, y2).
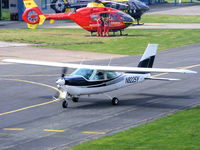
(112, 97, 119, 105)
(62, 100, 68, 108)
(62, 97, 79, 108)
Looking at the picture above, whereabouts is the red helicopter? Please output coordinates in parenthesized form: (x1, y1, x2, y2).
(22, 0, 134, 35)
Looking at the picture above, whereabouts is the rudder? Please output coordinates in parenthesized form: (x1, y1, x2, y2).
(23, 0, 38, 8)
(137, 44, 158, 68)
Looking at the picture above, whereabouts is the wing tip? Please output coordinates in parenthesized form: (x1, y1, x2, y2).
(183, 70, 197, 74)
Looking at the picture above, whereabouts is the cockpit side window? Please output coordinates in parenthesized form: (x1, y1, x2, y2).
(92, 71, 119, 81)
(105, 71, 118, 79)
(90, 14, 99, 21)
(110, 13, 120, 21)
(93, 71, 105, 80)
(71, 68, 94, 80)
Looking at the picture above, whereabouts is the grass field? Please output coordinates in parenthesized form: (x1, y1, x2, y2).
(68, 106, 200, 150)
(141, 14, 200, 23)
(0, 29, 200, 55)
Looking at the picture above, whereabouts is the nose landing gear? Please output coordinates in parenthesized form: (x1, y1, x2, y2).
(62, 100, 68, 108)
(62, 97, 79, 108)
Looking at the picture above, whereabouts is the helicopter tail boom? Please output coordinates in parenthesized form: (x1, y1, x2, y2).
(22, 0, 72, 29)
(22, 0, 47, 29)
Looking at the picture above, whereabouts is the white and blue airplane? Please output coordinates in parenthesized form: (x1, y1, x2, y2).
(2, 44, 197, 108)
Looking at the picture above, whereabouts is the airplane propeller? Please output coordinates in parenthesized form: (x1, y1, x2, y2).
(54, 67, 68, 99)
(61, 67, 68, 78)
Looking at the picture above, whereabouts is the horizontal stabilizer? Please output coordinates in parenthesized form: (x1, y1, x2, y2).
(2, 59, 197, 74)
(39, 15, 46, 25)
(27, 23, 38, 29)
(145, 77, 180, 81)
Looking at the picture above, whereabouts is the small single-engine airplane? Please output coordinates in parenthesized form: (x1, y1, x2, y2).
(22, 0, 134, 34)
(2, 44, 197, 108)
(50, 0, 149, 25)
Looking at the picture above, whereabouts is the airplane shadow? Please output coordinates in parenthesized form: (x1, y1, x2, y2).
(68, 93, 192, 110)
(85, 34, 147, 37)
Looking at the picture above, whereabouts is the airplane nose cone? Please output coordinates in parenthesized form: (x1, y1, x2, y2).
(56, 78, 65, 87)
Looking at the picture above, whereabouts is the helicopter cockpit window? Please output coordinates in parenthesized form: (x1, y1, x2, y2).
(90, 14, 99, 21)
(114, 11, 133, 22)
(110, 13, 120, 21)
(118, 4, 129, 10)
(71, 68, 94, 80)
(128, 2, 137, 10)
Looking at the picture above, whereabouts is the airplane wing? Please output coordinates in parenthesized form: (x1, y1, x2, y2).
(2, 59, 197, 74)
(145, 77, 180, 81)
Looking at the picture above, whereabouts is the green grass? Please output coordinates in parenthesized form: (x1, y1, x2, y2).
(68, 106, 200, 150)
(2, 9, 10, 20)
(141, 14, 200, 23)
(0, 29, 200, 55)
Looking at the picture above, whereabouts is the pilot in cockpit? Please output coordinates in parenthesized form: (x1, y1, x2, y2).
(95, 71, 104, 80)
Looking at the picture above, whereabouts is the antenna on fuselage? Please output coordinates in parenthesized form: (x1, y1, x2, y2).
(108, 57, 112, 66)
(80, 58, 85, 65)
(61, 67, 68, 78)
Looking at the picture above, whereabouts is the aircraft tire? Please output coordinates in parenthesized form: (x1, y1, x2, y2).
(72, 97, 79, 102)
(62, 100, 68, 108)
(112, 97, 119, 105)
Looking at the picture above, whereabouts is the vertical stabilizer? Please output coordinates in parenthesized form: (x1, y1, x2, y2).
(23, 0, 38, 8)
(137, 44, 158, 68)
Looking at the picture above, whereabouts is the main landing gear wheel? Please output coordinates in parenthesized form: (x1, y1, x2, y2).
(112, 97, 119, 105)
(72, 97, 79, 102)
(62, 100, 68, 108)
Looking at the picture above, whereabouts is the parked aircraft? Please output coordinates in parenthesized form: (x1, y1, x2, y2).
(2, 44, 197, 108)
(22, 0, 134, 35)
(50, 0, 149, 24)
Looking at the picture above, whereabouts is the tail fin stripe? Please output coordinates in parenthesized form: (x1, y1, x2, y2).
(137, 44, 158, 68)
(23, 0, 38, 8)
(138, 56, 155, 68)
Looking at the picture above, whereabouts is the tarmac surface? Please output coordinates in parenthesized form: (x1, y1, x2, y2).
(0, 44, 200, 150)
(0, 41, 124, 62)
(0, 3, 200, 150)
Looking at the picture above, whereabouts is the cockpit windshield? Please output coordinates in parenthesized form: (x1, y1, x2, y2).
(114, 11, 133, 23)
(71, 68, 94, 80)
(71, 68, 120, 81)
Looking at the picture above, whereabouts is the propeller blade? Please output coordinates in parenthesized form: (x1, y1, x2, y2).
(61, 67, 68, 78)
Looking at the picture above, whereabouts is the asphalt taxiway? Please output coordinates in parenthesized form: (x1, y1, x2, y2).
(0, 44, 200, 150)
